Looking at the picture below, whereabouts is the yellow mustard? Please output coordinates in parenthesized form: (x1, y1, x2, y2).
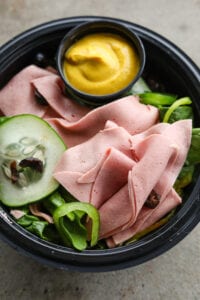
(63, 33, 140, 95)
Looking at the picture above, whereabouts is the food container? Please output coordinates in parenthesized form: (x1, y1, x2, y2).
(56, 20, 146, 106)
(0, 16, 200, 272)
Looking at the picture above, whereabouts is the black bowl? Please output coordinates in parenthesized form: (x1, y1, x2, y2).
(0, 16, 200, 272)
(56, 20, 146, 106)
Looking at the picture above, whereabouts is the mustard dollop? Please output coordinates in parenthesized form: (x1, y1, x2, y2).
(63, 33, 140, 96)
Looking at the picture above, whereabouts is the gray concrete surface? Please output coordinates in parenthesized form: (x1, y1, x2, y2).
(0, 0, 200, 299)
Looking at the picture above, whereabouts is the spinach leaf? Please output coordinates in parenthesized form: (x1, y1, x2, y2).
(16, 213, 60, 242)
(187, 128, 200, 165)
(159, 105, 193, 123)
(174, 165, 195, 196)
(162, 97, 192, 123)
(17, 214, 39, 226)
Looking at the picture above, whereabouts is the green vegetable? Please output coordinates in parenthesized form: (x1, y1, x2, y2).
(139, 92, 177, 107)
(187, 128, 200, 165)
(174, 165, 195, 196)
(53, 202, 100, 250)
(0, 117, 10, 125)
(58, 186, 79, 203)
(0, 114, 66, 207)
(16, 213, 60, 242)
(43, 191, 65, 215)
(17, 214, 39, 226)
(126, 209, 175, 245)
(159, 105, 193, 123)
(43, 191, 89, 249)
(162, 97, 192, 123)
(174, 128, 200, 195)
(58, 213, 88, 251)
(43, 190, 81, 220)
(26, 220, 49, 239)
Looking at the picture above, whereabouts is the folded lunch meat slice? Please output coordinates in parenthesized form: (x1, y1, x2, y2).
(53, 119, 191, 246)
(53, 121, 134, 204)
(99, 133, 178, 239)
(32, 74, 91, 121)
(0, 65, 52, 117)
(0, 64, 90, 120)
(131, 119, 192, 197)
(47, 94, 159, 147)
(136, 188, 181, 234)
(82, 148, 136, 208)
(0, 65, 159, 147)
(105, 120, 192, 245)
(106, 188, 181, 247)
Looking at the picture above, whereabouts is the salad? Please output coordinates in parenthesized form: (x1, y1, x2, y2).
(0, 59, 199, 251)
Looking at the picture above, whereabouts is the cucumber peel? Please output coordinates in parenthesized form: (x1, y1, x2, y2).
(0, 114, 66, 207)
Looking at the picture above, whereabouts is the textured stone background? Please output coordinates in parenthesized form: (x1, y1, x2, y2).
(0, 1, 200, 299)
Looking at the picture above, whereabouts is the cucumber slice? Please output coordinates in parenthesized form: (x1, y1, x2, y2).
(0, 114, 66, 207)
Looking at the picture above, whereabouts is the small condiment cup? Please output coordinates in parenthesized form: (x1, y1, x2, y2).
(56, 20, 146, 106)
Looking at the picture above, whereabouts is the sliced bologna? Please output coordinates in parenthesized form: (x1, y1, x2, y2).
(0, 65, 192, 247)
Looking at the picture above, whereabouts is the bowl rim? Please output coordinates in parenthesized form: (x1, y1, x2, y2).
(0, 16, 200, 272)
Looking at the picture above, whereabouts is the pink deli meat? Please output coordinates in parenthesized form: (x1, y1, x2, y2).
(104, 120, 191, 246)
(0, 65, 159, 147)
(47, 94, 159, 147)
(0, 65, 52, 117)
(0, 65, 192, 246)
(53, 121, 135, 205)
(106, 188, 181, 248)
(54, 119, 192, 245)
(0, 65, 90, 121)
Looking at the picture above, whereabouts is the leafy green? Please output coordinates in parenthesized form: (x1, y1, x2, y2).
(26, 220, 49, 239)
(16, 213, 60, 242)
(162, 97, 192, 123)
(159, 105, 193, 123)
(174, 128, 200, 195)
(17, 214, 39, 226)
(174, 165, 195, 196)
(187, 128, 200, 165)
(58, 186, 79, 203)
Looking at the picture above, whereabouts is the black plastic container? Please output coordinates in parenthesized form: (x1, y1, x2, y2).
(0, 16, 200, 272)
(56, 20, 146, 106)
